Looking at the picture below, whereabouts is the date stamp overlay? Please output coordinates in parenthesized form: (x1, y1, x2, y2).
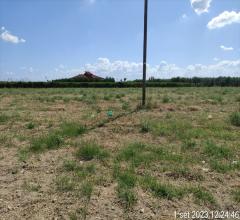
(174, 210, 240, 219)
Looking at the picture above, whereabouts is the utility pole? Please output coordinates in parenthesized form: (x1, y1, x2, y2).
(142, 0, 148, 106)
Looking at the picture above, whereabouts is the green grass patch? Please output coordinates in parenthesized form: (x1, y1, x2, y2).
(203, 141, 233, 159)
(190, 187, 216, 206)
(63, 160, 96, 180)
(60, 122, 86, 137)
(229, 112, 240, 127)
(210, 160, 240, 173)
(26, 122, 35, 129)
(115, 170, 137, 189)
(117, 142, 184, 168)
(117, 185, 137, 210)
(0, 113, 9, 124)
(162, 95, 172, 103)
(141, 175, 187, 200)
(181, 139, 197, 151)
(232, 189, 240, 203)
(79, 181, 93, 201)
(122, 101, 130, 111)
(18, 148, 29, 161)
(140, 120, 151, 133)
(76, 141, 109, 161)
(30, 132, 63, 152)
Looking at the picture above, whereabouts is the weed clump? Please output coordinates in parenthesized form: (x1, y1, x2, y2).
(60, 122, 86, 137)
(229, 112, 240, 127)
(141, 175, 186, 200)
(26, 122, 35, 129)
(162, 96, 171, 103)
(232, 189, 240, 203)
(30, 132, 63, 152)
(204, 141, 232, 159)
(190, 187, 216, 206)
(76, 141, 109, 161)
(117, 185, 137, 209)
(0, 113, 9, 124)
(140, 120, 151, 133)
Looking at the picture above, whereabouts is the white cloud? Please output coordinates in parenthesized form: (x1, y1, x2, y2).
(190, 0, 212, 15)
(207, 11, 240, 29)
(0, 27, 26, 44)
(220, 45, 234, 51)
(213, 57, 219, 61)
(2, 58, 240, 81)
(66, 58, 240, 80)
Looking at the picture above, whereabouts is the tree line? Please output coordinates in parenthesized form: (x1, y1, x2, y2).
(0, 76, 239, 88)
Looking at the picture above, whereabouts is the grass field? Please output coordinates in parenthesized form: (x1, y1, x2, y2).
(0, 87, 239, 219)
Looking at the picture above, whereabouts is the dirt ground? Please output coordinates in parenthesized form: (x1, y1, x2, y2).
(0, 87, 239, 220)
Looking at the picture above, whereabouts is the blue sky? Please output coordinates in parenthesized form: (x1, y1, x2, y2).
(0, 0, 240, 81)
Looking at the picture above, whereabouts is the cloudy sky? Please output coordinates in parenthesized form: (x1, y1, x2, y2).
(0, 0, 239, 81)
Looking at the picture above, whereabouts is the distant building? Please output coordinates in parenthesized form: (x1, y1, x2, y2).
(71, 71, 104, 81)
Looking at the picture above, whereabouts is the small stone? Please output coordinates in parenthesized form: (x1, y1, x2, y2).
(7, 205, 12, 211)
(202, 168, 209, 172)
(20, 169, 24, 174)
(232, 161, 238, 165)
(140, 208, 145, 213)
(202, 160, 206, 164)
(208, 115, 213, 119)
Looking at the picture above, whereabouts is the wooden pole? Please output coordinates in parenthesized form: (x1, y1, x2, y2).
(142, 0, 148, 106)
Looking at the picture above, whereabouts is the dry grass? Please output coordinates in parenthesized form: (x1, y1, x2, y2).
(0, 87, 239, 219)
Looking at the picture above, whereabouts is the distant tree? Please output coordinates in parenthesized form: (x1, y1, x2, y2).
(104, 77, 115, 82)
